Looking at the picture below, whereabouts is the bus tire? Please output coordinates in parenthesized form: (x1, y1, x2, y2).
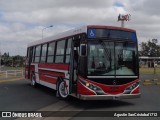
(31, 73, 36, 87)
(58, 80, 68, 99)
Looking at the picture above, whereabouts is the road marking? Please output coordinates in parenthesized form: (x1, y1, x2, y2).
(143, 79, 153, 85)
(38, 100, 84, 119)
(0, 78, 24, 83)
(143, 82, 152, 85)
(38, 101, 69, 111)
(16, 100, 84, 120)
(143, 79, 150, 82)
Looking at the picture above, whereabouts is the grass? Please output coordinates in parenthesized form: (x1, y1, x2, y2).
(140, 67, 160, 74)
(1, 66, 24, 71)
(1, 66, 160, 75)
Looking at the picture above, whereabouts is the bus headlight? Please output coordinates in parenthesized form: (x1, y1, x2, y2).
(86, 83, 101, 91)
(79, 79, 106, 95)
(126, 82, 139, 90)
(123, 82, 139, 94)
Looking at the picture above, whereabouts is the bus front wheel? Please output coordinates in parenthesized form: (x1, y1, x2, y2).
(58, 81, 68, 99)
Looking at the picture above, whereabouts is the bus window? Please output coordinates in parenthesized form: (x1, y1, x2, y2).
(55, 40, 65, 63)
(32, 47, 35, 62)
(41, 44, 47, 62)
(47, 42, 55, 63)
(65, 38, 72, 63)
(34, 45, 41, 62)
(26, 47, 30, 65)
(115, 42, 136, 75)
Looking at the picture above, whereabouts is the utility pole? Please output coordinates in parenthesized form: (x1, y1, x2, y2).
(0, 42, 1, 71)
(118, 14, 131, 27)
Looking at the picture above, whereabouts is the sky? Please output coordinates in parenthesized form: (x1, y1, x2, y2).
(0, 0, 160, 56)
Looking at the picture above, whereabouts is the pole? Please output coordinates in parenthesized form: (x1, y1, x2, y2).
(154, 59, 156, 74)
(42, 25, 53, 40)
(121, 20, 124, 28)
(42, 28, 46, 40)
(0, 53, 1, 71)
(0, 42, 1, 71)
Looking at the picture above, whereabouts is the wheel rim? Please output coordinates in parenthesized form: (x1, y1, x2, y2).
(59, 81, 68, 98)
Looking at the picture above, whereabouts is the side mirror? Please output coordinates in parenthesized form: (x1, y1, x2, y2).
(80, 44, 87, 56)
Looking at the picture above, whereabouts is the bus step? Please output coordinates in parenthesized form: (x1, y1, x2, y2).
(70, 93, 77, 97)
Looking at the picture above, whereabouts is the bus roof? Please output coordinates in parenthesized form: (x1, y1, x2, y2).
(87, 25, 136, 32)
(28, 25, 136, 47)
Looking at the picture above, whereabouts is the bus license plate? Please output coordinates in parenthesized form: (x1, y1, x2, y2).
(113, 96, 120, 100)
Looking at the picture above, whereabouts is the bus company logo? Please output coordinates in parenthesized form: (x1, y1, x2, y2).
(113, 80, 117, 85)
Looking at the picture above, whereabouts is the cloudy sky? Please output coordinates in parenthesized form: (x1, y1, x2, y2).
(0, 0, 160, 56)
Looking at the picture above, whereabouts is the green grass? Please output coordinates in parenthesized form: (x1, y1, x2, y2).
(2, 66, 160, 75)
(140, 67, 160, 74)
(1, 66, 24, 71)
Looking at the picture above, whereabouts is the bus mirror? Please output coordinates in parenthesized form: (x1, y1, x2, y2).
(80, 44, 87, 56)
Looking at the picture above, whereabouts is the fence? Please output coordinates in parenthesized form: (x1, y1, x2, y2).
(0, 70, 24, 79)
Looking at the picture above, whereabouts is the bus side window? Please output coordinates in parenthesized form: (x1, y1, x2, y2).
(26, 48, 30, 65)
(34, 45, 41, 63)
(32, 47, 35, 62)
(41, 43, 47, 63)
(47, 42, 55, 63)
(27, 48, 30, 58)
(65, 38, 72, 63)
(55, 40, 65, 63)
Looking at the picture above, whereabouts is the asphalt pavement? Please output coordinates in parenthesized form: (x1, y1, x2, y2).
(0, 80, 59, 111)
(0, 75, 160, 120)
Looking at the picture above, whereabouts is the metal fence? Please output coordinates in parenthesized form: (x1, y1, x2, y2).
(0, 70, 24, 79)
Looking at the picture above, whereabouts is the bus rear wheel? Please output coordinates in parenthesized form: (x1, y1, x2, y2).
(58, 81, 68, 99)
(31, 73, 36, 87)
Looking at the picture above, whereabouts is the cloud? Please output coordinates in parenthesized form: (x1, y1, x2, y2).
(0, 0, 113, 12)
(0, 0, 160, 55)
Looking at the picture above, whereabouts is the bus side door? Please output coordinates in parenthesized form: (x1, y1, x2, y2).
(69, 40, 79, 94)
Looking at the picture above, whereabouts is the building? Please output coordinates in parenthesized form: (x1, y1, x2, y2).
(139, 56, 160, 67)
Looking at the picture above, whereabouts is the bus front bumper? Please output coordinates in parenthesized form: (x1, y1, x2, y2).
(78, 93, 141, 100)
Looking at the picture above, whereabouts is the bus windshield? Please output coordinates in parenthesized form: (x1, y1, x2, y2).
(87, 40, 137, 76)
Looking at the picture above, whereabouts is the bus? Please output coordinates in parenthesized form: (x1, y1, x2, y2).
(25, 25, 140, 100)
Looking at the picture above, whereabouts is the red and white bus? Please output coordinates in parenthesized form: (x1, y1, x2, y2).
(25, 25, 140, 100)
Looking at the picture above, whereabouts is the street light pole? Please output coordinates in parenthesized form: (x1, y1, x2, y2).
(0, 51, 1, 71)
(42, 25, 53, 40)
(0, 42, 1, 71)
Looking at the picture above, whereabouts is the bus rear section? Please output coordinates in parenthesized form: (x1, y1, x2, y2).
(76, 26, 140, 100)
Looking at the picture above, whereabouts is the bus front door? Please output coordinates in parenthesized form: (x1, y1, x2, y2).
(69, 41, 79, 95)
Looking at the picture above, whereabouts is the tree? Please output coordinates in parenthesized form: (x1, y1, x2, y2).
(2, 52, 10, 66)
(139, 39, 160, 57)
(12, 55, 24, 67)
(1, 52, 24, 67)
